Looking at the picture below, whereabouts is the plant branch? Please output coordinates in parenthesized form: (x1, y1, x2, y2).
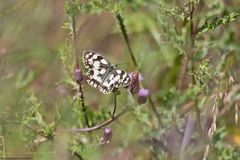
(72, 15, 78, 64)
(71, 14, 90, 128)
(180, 114, 195, 160)
(189, 1, 203, 137)
(115, 12, 138, 68)
(59, 107, 132, 132)
(73, 151, 85, 160)
(148, 95, 162, 125)
(115, 11, 161, 125)
(112, 91, 118, 117)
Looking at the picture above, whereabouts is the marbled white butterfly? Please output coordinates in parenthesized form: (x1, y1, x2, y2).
(83, 50, 131, 94)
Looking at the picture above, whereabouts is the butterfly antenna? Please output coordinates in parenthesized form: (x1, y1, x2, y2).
(116, 62, 129, 67)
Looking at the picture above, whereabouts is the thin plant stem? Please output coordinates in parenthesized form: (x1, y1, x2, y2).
(73, 151, 85, 160)
(112, 91, 117, 118)
(115, 11, 161, 125)
(71, 15, 79, 66)
(59, 107, 132, 132)
(194, 98, 203, 137)
(180, 114, 195, 160)
(71, 14, 90, 128)
(188, 1, 203, 137)
(115, 12, 138, 68)
(148, 95, 162, 125)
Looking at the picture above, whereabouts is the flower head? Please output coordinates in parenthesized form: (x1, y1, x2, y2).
(137, 88, 149, 105)
(74, 66, 83, 84)
(100, 127, 112, 144)
(128, 72, 144, 81)
(128, 71, 144, 94)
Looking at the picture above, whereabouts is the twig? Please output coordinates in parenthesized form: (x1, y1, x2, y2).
(115, 11, 161, 125)
(77, 84, 90, 127)
(59, 107, 132, 132)
(112, 91, 118, 117)
(194, 98, 203, 137)
(180, 114, 195, 160)
(73, 151, 84, 160)
(115, 12, 138, 68)
(148, 96, 162, 125)
(188, 1, 203, 137)
(71, 14, 90, 128)
(72, 15, 79, 64)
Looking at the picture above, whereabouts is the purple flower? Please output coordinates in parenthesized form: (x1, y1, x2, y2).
(137, 88, 149, 105)
(100, 128, 112, 144)
(74, 67, 83, 84)
(128, 72, 142, 94)
(128, 72, 144, 81)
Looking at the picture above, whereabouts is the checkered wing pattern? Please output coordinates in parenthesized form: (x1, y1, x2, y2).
(83, 50, 131, 94)
(83, 50, 110, 70)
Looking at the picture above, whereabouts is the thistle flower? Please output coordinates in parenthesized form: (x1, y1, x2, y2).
(74, 66, 83, 84)
(100, 128, 112, 144)
(128, 72, 143, 94)
(129, 72, 144, 81)
(137, 88, 149, 105)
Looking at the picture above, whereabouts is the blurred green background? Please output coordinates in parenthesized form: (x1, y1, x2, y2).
(1, 0, 240, 159)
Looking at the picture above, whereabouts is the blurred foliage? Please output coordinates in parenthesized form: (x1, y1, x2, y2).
(0, 0, 240, 159)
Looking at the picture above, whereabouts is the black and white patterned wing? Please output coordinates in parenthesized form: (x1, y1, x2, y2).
(114, 69, 131, 88)
(98, 69, 131, 94)
(83, 50, 130, 94)
(86, 69, 103, 89)
(83, 50, 110, 69)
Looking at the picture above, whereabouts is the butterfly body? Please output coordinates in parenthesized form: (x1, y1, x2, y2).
(83, 51, 130, 94)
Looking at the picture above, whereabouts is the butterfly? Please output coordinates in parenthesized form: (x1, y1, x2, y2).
(82, 50, 131, 94)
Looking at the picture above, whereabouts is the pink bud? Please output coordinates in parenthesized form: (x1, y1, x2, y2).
(100, 128, 112, 144)
(137, 88, 149, 105)
(128, 72, 141, 94)
(74, 68, 83, 84)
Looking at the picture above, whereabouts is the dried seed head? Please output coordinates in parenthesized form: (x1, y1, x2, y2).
(137, 88, 149, 105)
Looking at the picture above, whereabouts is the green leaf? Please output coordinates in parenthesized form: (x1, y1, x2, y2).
(197, 12, 240, 35)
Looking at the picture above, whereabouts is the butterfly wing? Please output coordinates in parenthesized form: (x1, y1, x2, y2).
(83, 50, 130, 94)
(114, 69, 131, 88)
(98, 69, 131, 94)
(83, 50, 111, 91)
(83, 50, 110, 69)
(86, 69, 103, 89)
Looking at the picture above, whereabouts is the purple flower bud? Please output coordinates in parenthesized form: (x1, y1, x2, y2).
(137, 88, 149, 105)
(129, 72, 143, 82)
(138, 74, 144, 81)
(74, 67, 83, 84)
(100, 128, 112, 144)
(128, 72, 140, 94)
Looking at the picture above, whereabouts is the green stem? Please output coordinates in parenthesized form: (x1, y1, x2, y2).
(115, 12, 138, 68)
(194, 98, 203, 137)
(189, 1, 203, 137)
(112, 91, 117, 118)
(71, 14, 90, 128)
(115, 11, 161, 126)
(148, 96, 162, 125)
